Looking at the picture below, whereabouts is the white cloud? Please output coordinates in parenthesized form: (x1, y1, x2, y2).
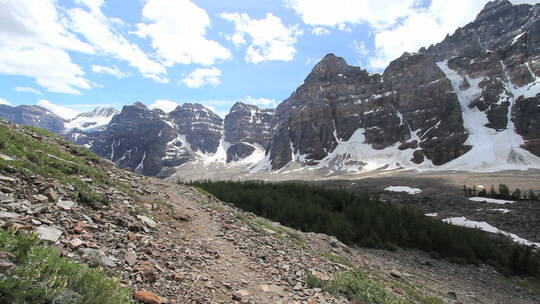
(286, 0, 540, 70)
(91, 65, 127, 78)
(312, 27, 330, 35)
(0, 0, 93, 94)
(68, 1, 168, 83)
(36, 99, 80, 119)
(221, 12, 303, 63)
(368, 0, 508, 69)
(0, 97, 11, 106)
(148, 99, 180, 112)
(352, 40, 368, 56)
(240, 95, 277, 107)
(14, 86, 43, 95)
(135, 0, 231, 66)
(1, 46, 90, 95)
(181, 67, 222, 88)
(284, 0, 416, 30)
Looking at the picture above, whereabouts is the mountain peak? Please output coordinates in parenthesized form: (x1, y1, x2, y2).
(305, 53, 364, 83)
(230, 101, 258, 113)
(475, 0, 513, 22)
(132, 101, 147, 109)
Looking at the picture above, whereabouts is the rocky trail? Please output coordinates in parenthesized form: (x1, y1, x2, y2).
(0, 119, 539, 304)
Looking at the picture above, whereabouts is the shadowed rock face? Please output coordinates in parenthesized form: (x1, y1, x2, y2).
(0, 105, 66, 133)
(226, 142, 256, 163)
(268, 52, 469, 169)
(268, 0, 540, 170)
(90, 103, 177, 176)
(224, 102, 276, 162)
(169, 103, 223, 154)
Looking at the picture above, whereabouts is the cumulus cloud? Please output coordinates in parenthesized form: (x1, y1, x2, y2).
(68, 1, 168, 83)
(286, 0, 540, 70)
(148, 99, 180, 112)
(135, 0, 231, 66)
(14, 86, 43, 95)
(0, 0, 93, 94)
(36, 99, 80, 119)
(284, 0, 416, 29)
(240, 95, 277, 107)
(92, 65, 127, 78)
(221, 12, 303, 63)
(368, 0, 520, 69)
(352, 40, 369, 56)
(181, 67, 222, 88)
(311, 27, 330, 35)
(0, 97, 11, 106)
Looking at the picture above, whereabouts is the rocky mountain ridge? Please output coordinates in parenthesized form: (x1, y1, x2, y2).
(1, 0, 540, 177)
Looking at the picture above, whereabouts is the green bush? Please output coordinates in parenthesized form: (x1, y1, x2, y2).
(0, 230, 133, 304)
(307, 270, 408, 304)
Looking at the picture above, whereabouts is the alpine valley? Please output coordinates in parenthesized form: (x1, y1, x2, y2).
(2, 0, 540, 180)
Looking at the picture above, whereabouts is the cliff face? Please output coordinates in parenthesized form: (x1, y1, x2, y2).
(169, 103, 224, 154)
(224, 102, 276, 162)
(267, 0, 540, 172)
(89, 103, 177, 176)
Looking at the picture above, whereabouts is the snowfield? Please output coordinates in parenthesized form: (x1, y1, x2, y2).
(385, 186, 422, 194)
(468, 197, 515, 204)
(443, 217, 540, 247)
(492, 208, 510, 214)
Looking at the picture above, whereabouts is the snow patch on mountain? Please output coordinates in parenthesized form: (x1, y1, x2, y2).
(436, 60, 540, 172)
(64, 107, 118, 131)
(314, 128, 432, 173)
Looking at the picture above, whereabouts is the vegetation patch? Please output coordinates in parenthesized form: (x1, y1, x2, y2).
(307, 270, 409, 304)
(0, 230, 133, 304)
(187, 181, 540, 277)
(0, 125, 128, 208)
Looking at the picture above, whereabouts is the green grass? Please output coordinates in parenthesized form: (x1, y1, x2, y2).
(307, 270, 409, 304)
(0, 230, 133, 304)
(321, 253, 355, 268)
(191, 186, 217, 198)
(0, 125, 128, 208)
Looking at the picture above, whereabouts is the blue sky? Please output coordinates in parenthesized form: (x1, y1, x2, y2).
(0, 0, 537, 118)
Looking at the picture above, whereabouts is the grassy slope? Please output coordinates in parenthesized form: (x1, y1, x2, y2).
(0, 122, 133, 303)
(0, 230, 133, 304)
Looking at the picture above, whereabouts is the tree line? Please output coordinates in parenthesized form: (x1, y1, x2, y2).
(463, 184, 538, 201)
(186, 180, 540, 277)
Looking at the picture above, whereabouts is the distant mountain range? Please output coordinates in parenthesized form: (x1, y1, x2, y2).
(1, 0, 540, 178)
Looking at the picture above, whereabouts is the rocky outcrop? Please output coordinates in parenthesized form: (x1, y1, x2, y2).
(90, 103, 177, 176)
(169, 103, 223, 154)
(0, 105, 66, 133)
(268, 52, 469, 169)
(224, 102, 275, 163)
